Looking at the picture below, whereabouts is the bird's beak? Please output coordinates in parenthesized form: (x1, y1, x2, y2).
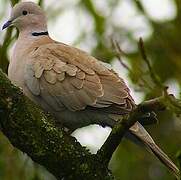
(2, 20, 12, 30)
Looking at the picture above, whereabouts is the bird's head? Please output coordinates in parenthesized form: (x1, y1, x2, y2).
(2, 2, 47, 32)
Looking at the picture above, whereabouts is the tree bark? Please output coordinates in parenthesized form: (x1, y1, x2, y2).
(0, 69, 113, 180)
(0, 69, 178, 179)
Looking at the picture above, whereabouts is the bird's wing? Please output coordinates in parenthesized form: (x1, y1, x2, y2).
(25, 42, 134, 113)
(24, 42, 180, 178)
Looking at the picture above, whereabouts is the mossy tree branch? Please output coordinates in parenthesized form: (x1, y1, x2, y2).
(0, 68, 179, 179)
(0, 69, 113, 180)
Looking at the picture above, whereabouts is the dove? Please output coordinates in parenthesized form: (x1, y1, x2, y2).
(2, 1, 180, 178)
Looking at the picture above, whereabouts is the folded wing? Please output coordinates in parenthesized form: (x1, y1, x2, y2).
(25, 42, 134, 113)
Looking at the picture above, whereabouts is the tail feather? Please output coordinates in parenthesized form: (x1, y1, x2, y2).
(129, 122, 180, 179)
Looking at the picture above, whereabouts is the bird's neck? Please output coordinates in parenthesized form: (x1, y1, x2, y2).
(13, 27, 51, 63)
(19, 26, 48, 38)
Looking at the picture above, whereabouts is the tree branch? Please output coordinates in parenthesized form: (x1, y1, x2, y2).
(138, 38, 163, 89)
(0, 69, 180, 179)
(0, 69, 113, 180)
(97, 96, 168, 166)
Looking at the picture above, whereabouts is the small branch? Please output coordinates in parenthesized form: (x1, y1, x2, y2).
(111, 39, 154, 91)
(0, 27, 13, 73)
(138, 38, 181, 116)
(38, 0, 44, 7)
(97, 96, 167, 165)
(138, 37, 163, 88)
(10, 0, 20, 6)
(163, 90, 181, 116)
(0, 1, 20, 73)
(111, 39, 131, 71)
(97, 109, 141, 164)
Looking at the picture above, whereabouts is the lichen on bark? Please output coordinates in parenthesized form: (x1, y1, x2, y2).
(0, 69, 113, 180)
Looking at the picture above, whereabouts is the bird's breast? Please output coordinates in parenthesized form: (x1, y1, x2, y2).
(8, 45, 27, 89)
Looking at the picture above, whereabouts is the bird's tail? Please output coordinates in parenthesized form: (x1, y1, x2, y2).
(129, 122, 180, 179)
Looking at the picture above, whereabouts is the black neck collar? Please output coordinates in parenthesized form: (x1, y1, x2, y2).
(32, 31, 49, 36)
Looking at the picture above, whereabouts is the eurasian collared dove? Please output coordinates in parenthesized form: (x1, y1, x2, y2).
(2, 2, 180, 178)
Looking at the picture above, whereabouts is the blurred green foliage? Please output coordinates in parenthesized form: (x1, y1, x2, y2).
(0, 0, 180, 179)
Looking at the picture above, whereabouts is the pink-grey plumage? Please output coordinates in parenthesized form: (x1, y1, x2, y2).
(3, 2, 180, 178)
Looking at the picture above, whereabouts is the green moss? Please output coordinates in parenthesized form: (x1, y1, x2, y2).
(0, 69, 113, 180)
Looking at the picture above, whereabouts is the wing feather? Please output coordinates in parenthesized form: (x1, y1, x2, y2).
(25, 42, 134, 113)
(25, 64, 40, 95)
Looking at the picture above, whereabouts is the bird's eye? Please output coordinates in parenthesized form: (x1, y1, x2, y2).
(22, 10, 28, 15)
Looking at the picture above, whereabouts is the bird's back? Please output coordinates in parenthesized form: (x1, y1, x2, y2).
(9, 35, 135, 128)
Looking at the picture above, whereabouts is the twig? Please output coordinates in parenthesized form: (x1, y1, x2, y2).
(0, 1, 20, 73)
(38, 0, 44, 7)
(111, 39, 154, 90)
(97, 96, 167, 165)
(138, 37, 163, 88)
(163, 89, 181, 115)
(111, 38, 131, 71)
(138, 38, 181, 116)
(0, 27, 14, 73)
(10, 0, 20, 6)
